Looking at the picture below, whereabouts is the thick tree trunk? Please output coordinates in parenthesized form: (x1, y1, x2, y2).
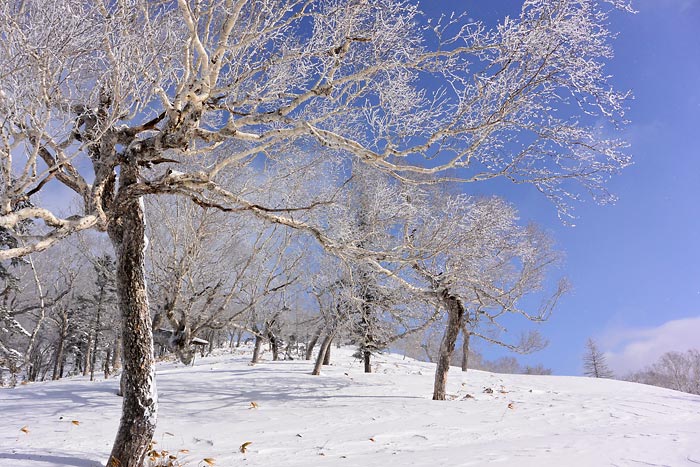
(461, 327, 470, 372)
(433, 292, 464, 401)
(363, 350, 372, 373)
(312, 333, 334, 376)
(106, 167, 157, 467)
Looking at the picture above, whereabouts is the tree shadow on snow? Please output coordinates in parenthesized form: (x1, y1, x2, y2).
(156, 364, 426, 416)
(2, 379, 120, 419)
(0, 451, 101, 467)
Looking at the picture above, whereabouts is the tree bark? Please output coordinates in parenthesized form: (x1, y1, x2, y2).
(323, 338, 332, 365)
(24, 254, 47, 373)
(52, 314, 67, 381)
(271, 340, 279, 361)
(363, 350, 372, 373)
(112, 334, 122, 371)
(104, 349, 112, 379)
(106, 164, 157, 467)
(433, 291, 464, 401)
(461, 326, 470, 372)
(312, 333, 334, 375)
(207, 330, 215, 356)
(90, 298, 103, 382)
(251, 326, 263, 364)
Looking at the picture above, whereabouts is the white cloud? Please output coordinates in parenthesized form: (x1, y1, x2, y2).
(600, 315, 700, 374)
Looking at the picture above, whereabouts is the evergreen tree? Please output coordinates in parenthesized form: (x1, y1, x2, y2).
(583, 338, 614, 378)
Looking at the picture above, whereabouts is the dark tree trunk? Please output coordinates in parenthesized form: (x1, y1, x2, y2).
(271, 341, 279, 361)
(263, 317, 279, 361)
(269, 331, 279, 361)
(433, 291, 464, 401)
(52, 317, 67, 381)
(312, 333, 334, 376)
(106, 164, 157, 467)
(305, 326, 323, 360)
(359, 296, 376, 373)
(461, 327, 470, 372)
(90, 298, 103, 382)
(363, 350, 372, 373)
(104, 349, 112, 379)
(75, 350, 83, 375)
(27, 349, 42, 382)
(208, 330, 215, 356)
(27, 355, 36, 381)
(251, 326, 263, 364)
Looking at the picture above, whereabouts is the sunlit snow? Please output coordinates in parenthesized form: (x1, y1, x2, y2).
(2, 346, 699, 466)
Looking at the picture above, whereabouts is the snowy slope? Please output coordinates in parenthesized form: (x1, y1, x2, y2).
(2, 346, 699, 467)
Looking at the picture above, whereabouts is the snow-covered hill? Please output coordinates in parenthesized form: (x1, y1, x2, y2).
(2, 346, 699, 467)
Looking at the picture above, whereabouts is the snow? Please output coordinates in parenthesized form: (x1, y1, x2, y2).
(2, 346, 700, 466)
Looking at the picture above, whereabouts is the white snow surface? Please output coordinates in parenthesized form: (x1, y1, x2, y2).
(2, 346, 700, 466)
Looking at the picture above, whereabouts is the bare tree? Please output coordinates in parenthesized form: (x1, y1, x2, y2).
(523, 364, 553, 375)
(583, 338, 614, 378)
(0, 0, 631, 464)
(406, 194, 565, 400)
(626, 349, 700, 395)
(0, 245, 77, 383)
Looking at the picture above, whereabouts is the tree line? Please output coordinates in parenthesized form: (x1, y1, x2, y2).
(583, 338, 700, 395)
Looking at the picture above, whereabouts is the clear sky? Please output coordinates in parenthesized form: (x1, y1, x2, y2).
(424, 0, 700, 375)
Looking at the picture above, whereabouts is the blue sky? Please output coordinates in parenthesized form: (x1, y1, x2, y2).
(424, 0, 700, 375)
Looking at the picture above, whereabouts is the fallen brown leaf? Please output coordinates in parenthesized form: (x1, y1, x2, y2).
(239, 441, 253, 453)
